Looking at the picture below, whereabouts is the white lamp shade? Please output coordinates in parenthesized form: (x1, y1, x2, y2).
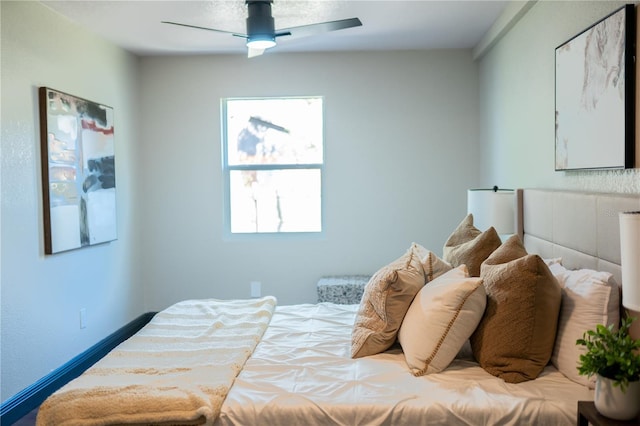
(620, 211, 640, 311)
(467, 189, 515, 235)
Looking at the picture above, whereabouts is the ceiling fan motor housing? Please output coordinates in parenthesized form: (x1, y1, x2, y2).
(246, 0, 276, 39)
(162, 0, 361, 56)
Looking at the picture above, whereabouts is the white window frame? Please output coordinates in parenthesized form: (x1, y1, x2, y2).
(221, 96, 324, 236)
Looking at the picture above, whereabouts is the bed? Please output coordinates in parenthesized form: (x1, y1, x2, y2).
(36, 189, 640, 426)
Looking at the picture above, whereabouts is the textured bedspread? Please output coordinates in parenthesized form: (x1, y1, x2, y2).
(36, 297, 277, 426)
(217, 302, 594, 426)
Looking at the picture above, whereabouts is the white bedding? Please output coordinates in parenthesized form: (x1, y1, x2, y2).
(37, 297, 277, 426)
(217, 302, 593, 426)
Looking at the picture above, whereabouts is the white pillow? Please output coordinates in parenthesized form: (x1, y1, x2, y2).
(398, 265, 486, 376)
(549, 263, 620, 388)
(544, 257, 563, 266)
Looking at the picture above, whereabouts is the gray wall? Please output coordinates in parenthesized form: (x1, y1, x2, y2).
(1, 1, 143, 401)
(137, 51, 480, 310)
(478, 0, 640, 192)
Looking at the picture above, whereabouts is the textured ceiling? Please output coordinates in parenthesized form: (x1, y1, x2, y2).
(42, 1, 509, 56)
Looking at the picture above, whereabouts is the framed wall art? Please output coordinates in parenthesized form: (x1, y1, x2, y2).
(555, 4, 636, 171)
(39, 87, 117, 254)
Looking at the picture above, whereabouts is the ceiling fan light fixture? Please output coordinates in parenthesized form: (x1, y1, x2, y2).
(246, 37, 276, 49)
(162, 0, 362, 57)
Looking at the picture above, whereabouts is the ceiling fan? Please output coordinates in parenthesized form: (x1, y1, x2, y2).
(162, 0, 362, 58)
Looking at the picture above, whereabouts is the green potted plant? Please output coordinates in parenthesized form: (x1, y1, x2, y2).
(576, 316, 640, 420)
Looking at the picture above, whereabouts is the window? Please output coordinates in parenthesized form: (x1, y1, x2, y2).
(222, 97, 323, 234)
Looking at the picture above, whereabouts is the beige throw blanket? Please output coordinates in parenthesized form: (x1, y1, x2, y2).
(36, 296, 277, 426)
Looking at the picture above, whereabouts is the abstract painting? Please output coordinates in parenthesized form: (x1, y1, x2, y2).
(555, 5, 635, 171)
(39, 87, 117, 254)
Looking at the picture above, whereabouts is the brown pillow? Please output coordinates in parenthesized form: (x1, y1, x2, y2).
(443, 214, 501, 277)
(413, 243, 452, 282)
(351, 243, 426, 358)
(470, 235, 561, 383)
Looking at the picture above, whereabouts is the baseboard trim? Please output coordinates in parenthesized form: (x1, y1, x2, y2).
(0, 312, 156, 425)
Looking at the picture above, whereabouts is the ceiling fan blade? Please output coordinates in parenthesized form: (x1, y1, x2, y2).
(161, 21, 247, 38)
(162, 7, 362, 58)
(247, 47, 266, 58)
(277, 17, 362, 40)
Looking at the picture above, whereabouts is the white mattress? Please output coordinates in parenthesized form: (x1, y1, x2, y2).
(216, 302, 593, 426)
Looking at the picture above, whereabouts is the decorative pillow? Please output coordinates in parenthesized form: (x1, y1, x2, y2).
(470, 235, 561, 383)
(351, 243, 426, 358)
(443, 214, 501, 277)
(398, 265, 486, 376)
(549, 263, 620, 388)
(412, 243, 452, 282)
(544, 257, 563, 266)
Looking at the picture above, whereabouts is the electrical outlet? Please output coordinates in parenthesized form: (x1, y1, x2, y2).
(250, 281, 261, 298)
(80, 308, 87, 329)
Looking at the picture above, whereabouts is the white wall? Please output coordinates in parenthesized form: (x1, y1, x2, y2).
(478, 0, 640, 193)
(0, 2, 143, 401)
(138, 51, 480, 310)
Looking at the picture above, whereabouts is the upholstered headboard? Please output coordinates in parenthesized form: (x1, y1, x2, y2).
(519, 188, 640, 289)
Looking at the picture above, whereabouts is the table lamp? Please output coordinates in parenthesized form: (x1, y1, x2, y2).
(619, 211, 640, 340)
(467, 186, 515, 240)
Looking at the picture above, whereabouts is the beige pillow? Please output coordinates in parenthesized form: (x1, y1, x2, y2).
(443, 214, 501, 277)
(398, 265, 486, 376)
(413, 243, 452, 282)
(470, 235, 561, 383)
(351, 243, 426, 358)
(549, 263, 620, 388)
